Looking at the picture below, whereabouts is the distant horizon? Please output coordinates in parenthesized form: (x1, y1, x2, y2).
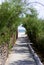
(18, 29, 26, 32)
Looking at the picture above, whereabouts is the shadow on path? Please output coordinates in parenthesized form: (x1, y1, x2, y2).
(9, 60, 36, 65)
(5, 35, 36, 65)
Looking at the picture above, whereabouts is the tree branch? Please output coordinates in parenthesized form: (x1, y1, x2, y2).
(27, 1, 44, 7)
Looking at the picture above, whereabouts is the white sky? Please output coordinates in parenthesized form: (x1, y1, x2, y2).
(0, 0, 44, 19)
(18, 24, 26, 30)
(0, 0, 4, 4)
(27, 0, 44, 19)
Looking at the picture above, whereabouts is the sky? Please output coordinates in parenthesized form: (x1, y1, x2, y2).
(18, 24, 26, 30)
(0, 0, 44, 19)
(27, 0, 44, 19)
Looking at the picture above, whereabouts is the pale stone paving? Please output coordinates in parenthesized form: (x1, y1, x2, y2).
(5, 35, 36, 65)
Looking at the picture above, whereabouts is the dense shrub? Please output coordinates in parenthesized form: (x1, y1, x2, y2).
(0, 0, 22, 47)
(23, 8, 44, 52)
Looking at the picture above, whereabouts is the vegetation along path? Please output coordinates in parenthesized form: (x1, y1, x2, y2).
(5, 34, 37, 65)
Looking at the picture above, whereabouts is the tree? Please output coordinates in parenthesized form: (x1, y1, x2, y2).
(0, 0, 23, 44)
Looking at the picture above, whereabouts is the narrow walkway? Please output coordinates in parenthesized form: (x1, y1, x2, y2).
(5, 35, 36, 65)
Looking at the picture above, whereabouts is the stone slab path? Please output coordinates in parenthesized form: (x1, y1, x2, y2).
(5, 35, 36, 65)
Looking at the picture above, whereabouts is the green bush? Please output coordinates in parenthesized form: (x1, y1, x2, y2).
(23, 8, 44, 52)
(0, 0, 23, 46)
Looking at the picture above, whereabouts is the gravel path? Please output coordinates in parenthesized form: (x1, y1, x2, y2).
(5, 34, 36, 65)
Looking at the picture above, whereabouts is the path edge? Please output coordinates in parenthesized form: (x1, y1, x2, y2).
(27, 43, 43, 65)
